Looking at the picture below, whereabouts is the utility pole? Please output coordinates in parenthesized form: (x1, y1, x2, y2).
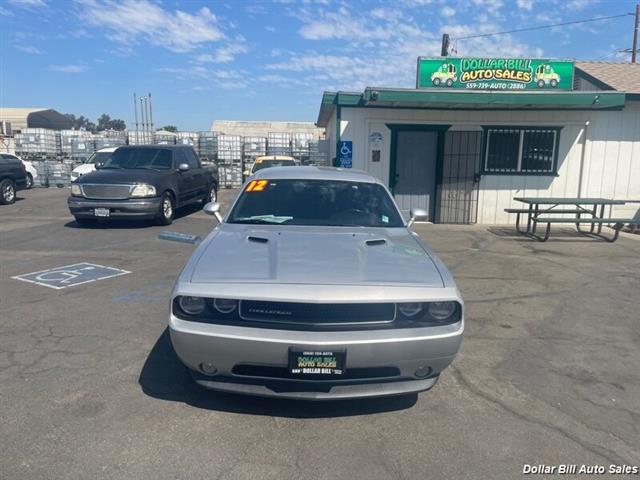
(441, 33, 450, 57)
(148, 93, 154, 136)
(133, 93, 138, 145)
(632, 3, 639, 63)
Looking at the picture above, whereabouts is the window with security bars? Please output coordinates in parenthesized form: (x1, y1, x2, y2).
(484, 127, 559, 174)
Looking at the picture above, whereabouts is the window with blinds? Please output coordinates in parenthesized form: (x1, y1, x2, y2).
(483, 127, 559, 174)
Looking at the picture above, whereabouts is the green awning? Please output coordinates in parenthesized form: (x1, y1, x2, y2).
(316, 88, 626, 127)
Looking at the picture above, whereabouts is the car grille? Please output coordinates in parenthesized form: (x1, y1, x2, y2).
(239, 300, 395, 325)
(81, 184, 132, 200)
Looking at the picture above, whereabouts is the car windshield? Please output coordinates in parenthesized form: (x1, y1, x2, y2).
(228, 179, 404, 227)
(100, 148, 172, 170)
(86, 151, 113, 164)
(252, 159, 296, 172)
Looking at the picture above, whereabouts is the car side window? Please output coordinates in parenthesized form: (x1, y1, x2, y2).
(153, 149, 173, 169)
(173, 149, 186, 168)
(186, 149, 200, 169)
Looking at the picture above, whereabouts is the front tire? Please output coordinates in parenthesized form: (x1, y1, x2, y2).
(432, 78, 441, 86)
(0, 179, 16, 205)
(206, 184, 218, 204)
(157, 192, 175, 225)
(25, 173, 33, 189)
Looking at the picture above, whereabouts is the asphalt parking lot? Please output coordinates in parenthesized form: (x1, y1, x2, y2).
(1, 187, 640, 479)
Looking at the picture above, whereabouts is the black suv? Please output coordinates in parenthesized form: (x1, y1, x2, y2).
(0, 153, 28, 205)
(68, 145, 218, 225)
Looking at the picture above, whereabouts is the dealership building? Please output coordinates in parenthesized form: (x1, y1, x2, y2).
(316, 60, 640, 224)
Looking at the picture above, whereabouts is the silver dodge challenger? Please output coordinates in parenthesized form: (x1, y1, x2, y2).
(169, 167, 463, 400)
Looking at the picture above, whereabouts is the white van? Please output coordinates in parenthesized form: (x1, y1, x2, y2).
(70, 146, 119, 182)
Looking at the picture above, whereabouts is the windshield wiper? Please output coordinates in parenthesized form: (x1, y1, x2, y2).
(233, 215, 293, 224)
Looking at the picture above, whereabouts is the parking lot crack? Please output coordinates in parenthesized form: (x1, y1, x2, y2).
(450, 365, 638, 466)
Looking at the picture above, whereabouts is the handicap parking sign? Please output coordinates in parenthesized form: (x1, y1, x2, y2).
(12, 262, 131, 290)
(338, 141, 352, 168)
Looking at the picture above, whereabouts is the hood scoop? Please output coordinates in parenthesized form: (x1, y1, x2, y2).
(247, 235, 269, 244)
(365, 238, 387, 247)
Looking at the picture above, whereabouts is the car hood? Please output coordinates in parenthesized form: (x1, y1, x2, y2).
(73, 164, 96, 175)
(190, 224, 444, 287)
(76, 168, 166, 184)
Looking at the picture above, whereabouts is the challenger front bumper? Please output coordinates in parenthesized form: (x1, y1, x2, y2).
(169, 314, 463, 400)
(67, 196, 162, 219)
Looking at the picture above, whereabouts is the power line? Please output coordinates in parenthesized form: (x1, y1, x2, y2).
(453, 12, 633, 41)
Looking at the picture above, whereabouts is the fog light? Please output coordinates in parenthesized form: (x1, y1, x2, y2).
(199, 362, 218, 375)
(415, 366, 432, 378)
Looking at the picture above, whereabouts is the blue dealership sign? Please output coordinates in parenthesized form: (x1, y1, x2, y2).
(338, 141, 352, 168)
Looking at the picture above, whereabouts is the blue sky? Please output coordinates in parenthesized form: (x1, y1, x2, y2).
(0, 0, 637, 130)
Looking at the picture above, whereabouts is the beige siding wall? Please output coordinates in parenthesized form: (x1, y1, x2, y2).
(328, 104, 640, 224)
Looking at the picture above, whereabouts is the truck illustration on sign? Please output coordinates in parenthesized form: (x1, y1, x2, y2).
(431, 63, 457, 87)
(534, 64, 560, 88)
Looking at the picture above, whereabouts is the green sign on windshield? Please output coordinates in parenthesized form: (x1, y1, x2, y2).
(417, 57, 574, 91)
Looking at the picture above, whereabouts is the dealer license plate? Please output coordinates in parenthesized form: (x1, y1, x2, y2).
(94, 208, 110, 217)
(288, 349, 345, 376)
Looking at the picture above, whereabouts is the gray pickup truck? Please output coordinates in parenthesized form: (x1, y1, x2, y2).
(0, 153, 28, 205)
(68, 145, 219, 225)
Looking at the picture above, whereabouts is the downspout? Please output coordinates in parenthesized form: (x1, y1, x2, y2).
(335, 105, 341, 166)
(577, 120, 590, 198)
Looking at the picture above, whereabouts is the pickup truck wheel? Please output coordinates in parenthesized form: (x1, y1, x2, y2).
(206, 184, 217, 204)
(157, 192, 175, 225)
(0, 179, 16, 205)
(26, 173, 33, 189)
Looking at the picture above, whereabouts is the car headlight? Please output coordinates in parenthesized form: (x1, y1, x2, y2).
(130, 184, 156, 197)
(71, 184, 83, 196)
(211, 298, 238, 314)
(177, 296, 206, 316)
(428, 301, 457, 321)
(397, 303, 423, 317)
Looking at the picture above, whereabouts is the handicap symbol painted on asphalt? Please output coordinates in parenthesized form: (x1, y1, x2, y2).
(12, 262, 131, 290)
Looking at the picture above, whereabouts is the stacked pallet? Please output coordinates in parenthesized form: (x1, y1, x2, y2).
(59, 130, 94, 157)
(267, 132, 291, 156)
(217, 135, 242, 163)
(14, 128, 58, 159)
(197, 132, 218, 161)
(176, 131, 198, 146)
(219, 164, 243, 188)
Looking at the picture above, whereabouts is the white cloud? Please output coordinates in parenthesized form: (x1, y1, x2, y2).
(471, 0, 503, 15)
(8, 0, 46, 6)
(0, 6, 15, 15)
(516, 0, 533, 11)
(441, 6, 456, 17)
(194, 37, 248, 64)
(298, 6, 395, 41)
(49, 64, 87, 73)
(265, 26, 276, 32)
(75, 0, 224, 53)
(565, 0, 598, 10)
(15, 45, 42, 54)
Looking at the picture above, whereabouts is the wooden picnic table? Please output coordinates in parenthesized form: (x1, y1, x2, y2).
(507, 197, 634, 242)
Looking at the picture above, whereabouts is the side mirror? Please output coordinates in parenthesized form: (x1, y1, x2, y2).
(203, 202, 222, 222)
(178, 163, 190, 172)
(243, 170, 250, 177)
(408, 208, 428, 227)
(95, 162, 103, 170)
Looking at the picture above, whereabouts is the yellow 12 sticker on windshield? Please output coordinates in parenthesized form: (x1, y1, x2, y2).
(245, 180, 268, 192)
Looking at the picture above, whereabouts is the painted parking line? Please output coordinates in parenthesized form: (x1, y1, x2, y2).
(12, 262, 131, 290)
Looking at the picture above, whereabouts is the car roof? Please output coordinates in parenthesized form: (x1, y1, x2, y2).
(96, 147, 120, 153)
(116, 144, 194, 150)
(254, 155, 296, 162)
(252, 166, 382, 184)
